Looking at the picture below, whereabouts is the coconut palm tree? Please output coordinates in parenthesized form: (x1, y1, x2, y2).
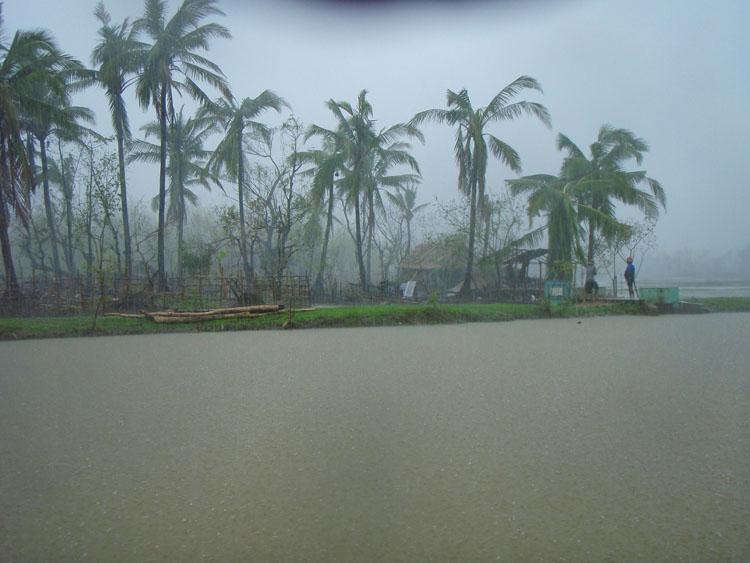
(508, 171, 636, 283)
(313, 90, 422, 291)
(91, 2, 145, 281)
(324, 92, 375, 290)
(129, 108, 216, 278)
(26, 97, 94, 281)
(385, 182, 427, 258)
(411, 77, 550, 298)
(362, 139, 421, 285)
(557, 125, 665, 261)
(0, 28, 50, 293)
(0, 6, 89, 294)
(199, 90, 287, 280)
(507, 173, 584, 280)
(47, 140, 82, 277)
(296, 138, 346, 297)
(134, 0, 231, 288)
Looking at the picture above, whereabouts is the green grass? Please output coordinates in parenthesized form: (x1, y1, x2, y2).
(2, 297, 748, 341)
(0, 300, 658, 341)
(692, 297, 750, 312)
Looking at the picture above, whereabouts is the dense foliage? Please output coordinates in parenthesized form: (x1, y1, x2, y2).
(0, 0, 663, 302)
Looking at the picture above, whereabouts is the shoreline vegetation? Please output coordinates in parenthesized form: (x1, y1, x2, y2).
(1, 297, 748, 341)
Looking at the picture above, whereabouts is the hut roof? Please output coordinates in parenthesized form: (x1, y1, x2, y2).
(398, 243, 465, 271)
(479, 247, 548, 267)
(505, 248, 548, 265)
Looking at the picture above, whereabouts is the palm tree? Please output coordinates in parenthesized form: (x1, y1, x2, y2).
(510, 126, 665, 282)
(478, 193, 497, 260)
(0, 7, 86, 295)
(507, 173, 585, 281)
(26, 97, 94, 281)
(362, 139, 421, 285)
(0, 31, 45, 294)
(323, 92, 374, 290)
(312, 90, 422, 291)
(128, 108, 215, 278)
(91, 1, 144, 281)
(48, 139, 82, 277)
(134, 0, 231, 288)
(296, 138, 345, 297)
(385, 182, 428, 258)
(411, 77, 550, 298)
(199, 90, 287, 280)
(557, 125, 665, 261)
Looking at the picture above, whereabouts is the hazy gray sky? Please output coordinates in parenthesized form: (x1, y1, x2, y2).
(4, 0, 749, 255)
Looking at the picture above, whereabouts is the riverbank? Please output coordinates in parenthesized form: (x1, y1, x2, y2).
(0, 297, 748, 341)
(2, 315, 747, 560)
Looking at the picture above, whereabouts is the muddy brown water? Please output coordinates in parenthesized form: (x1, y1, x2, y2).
(1, 314, 748, 560)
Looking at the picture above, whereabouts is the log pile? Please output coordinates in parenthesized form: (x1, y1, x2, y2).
(104, 304, 314, 323)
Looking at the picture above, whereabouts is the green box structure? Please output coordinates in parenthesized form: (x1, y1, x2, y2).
(544, 281, 570, 304)
(639, 287, 680, 306)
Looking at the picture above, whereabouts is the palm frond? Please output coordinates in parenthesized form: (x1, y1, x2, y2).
(487, 135, 521, 174)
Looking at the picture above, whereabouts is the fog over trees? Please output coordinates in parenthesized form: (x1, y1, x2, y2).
(9, 0, 745, 301)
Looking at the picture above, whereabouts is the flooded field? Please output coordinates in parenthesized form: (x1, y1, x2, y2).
(1, 315, 748, 560)
(639, 279, 750, 299)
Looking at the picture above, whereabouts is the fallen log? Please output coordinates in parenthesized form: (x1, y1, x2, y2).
(103, 312, 147, 319)
(148, 311, 278, 323)
(135, 306, 315, 323)
(145, 304, 283, 318)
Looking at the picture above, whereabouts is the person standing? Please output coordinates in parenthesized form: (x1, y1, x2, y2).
(584, 259, 598, 304)
(624, 256, 636, 298)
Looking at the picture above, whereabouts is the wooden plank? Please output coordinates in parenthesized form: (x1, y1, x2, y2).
(148, 311, 277, 323)
(146, 304, 282, 317)
(103, 313, 146, 319)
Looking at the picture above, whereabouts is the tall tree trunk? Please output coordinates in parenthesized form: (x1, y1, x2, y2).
(351, 154, 367, 292)
(85, 155, 95, 291)
(366, 184, 374, 286)
(354, 190, 367, 292)
(313, 180, 334, 295)
(0, 187, 20, 297)
(248, 237, 255, 279)
(482, 213, 491, 259)
(237, 129, 252, 282)
(57, 141, 76, 283)
(263, 224, 274, 277)
(103, 210, 121, 273)
(64, 190, 75, 284)
(39, 138, 62, 282)
(587, 218, 595, 263)
(116, 125, 132, 281)
(177, 213, 184, 281)
(177, 164, 185, 281)
(406, 216, 412, 257)
(459, 178, 478, 299)
(277, 153, 296, 280)
(157, 88, 168, 290)
(110, 217, 121, 274)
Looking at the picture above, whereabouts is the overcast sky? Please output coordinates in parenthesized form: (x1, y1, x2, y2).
(4, 0, 749, 256)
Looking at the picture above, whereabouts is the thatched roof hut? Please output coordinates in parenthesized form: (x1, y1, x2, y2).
(398, 241, 479, 294)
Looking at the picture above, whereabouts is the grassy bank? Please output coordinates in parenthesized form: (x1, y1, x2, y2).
(0, 299, 639, 340)
(0, 297, 747, 341)
(692, 297, 750, 312)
